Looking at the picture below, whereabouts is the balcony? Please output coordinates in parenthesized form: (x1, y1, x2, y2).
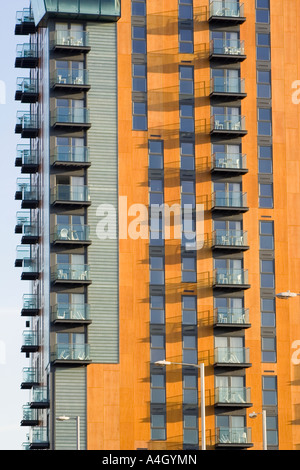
(29, 427, 49, 450)
(15, 180, 39, 209)
(15, 112, 39, 138)
(15, 8, 35, 35)
(51, 224, 91, 246)
(212, 191, 249, 213)
(51, 68, 90, 91)
(15, 245, 30, 267)
(215, 387, 252, 408)
(213, 268, 250, 290)
(210, 77, 246, 100)
(51, 343, 91, 365)
(212, 230, 249, 251)
(21, 330, 39, 354)
(51, 264, 91, 286)
(15, 78, 38, 103)
(21, 294, 40, 317)
(50, 30, 90, 52)
(51, 107, 91, 129)
(216, 427, 253, 448)
(30, 386, 50, 409)
(214, 307, 251, 328)
(21, 405, 39, 427)
(15, 145, 39, 173)
(51, 303, 91, 325)
(51, 185, 91, 208)
(21, 367, 39, 390)
(209, 1, 246, 24)
(210, 39, 246, 62)
(51, 145, 90, 168)
(210, 114, 247, 136)
(21, 223, 39, 245)
(21, 259, 39, 281)
(214, 347, 251, 368)
(211, 152, 248, 175)
(15, 44, 38, 68)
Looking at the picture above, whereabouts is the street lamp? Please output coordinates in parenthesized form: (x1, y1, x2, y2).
(155, 359, 206, 450)
(56, 415, 81, 450)
(276, 290, 300, 299)
(249, 410, 267, 450)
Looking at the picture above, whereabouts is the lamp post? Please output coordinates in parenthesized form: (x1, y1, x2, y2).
(249, 410, 267, 450)
(56, 415, 81, 450)
(155, 359, 206, 450)
(276, 290, 300, 299)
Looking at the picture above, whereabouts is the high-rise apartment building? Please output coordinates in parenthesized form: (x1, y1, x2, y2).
(14, 0, 300, 450)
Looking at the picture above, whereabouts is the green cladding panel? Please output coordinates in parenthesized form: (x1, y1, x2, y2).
(86, 22, 119, 363)
(31, 0, 121, 25)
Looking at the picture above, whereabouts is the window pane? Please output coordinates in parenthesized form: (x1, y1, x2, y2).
(256, 9, 270, 23)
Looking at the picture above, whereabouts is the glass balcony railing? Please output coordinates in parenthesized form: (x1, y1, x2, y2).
(16, 211, 30, 227)
(210, 77, 245, 95)
(22, 405, 38, 422)
(51, 107, 90, 126)
(22, 367, 38, 385)
(16, 8, 34, 24)
(215, 387, 251, 405)
(51, 146, 90, 165)
(23, 294, 39, 310)
(16, 112, 39, 135)
(16, 77, 38, 95)
(51, 30, 90, 49)
(214, 347, 250, 365)
(209, 1, 245, 19)
(51, 303, 90, 322)
(16, 177, 30, 193)
(51, 343, 90, 362)
(21, 259, 39, 277)
(51, 185, 90, 204)
(31, 386, 49, 406)
(22, 186, 39, 203)
(214, 307, 250, 325)
(216, 427, 252, 445)
(212, 191, 248, 209)
(52, 68, 89, 87)
(211, 114, 246, 132)
(52, 224, 90, 243)
(16, 245, 31, 261)
(29, 427, 49, 446)
(16, 43, 38, 60)
(213, 268, 249, 286)
(210, 39, 245, 57)
(22, 330, 38, 348)
(51, 264, 90, 282)
(212, 229, 248, 247)
(16, 144, 39, 166)
(212, 152, 247, 171)
(22, 223, 39, 238)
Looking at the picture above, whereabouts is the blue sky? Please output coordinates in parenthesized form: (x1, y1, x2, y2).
(0, 0, 34, 450)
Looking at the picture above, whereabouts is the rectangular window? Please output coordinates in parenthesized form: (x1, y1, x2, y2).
(150, 256, 165, 285)
(182, 296, 197, 325)
(151, 374, 166, 404)
(262, 376, 277, 406)
(179, 66, 194, 95)
(132, 25, 147, 54)
(151, 413, 166, 440)
(258, 145, 273, 174)
(179, 27, 194, 53)
(260, 259, 275, 288)
(259, 183, 273, 208)
(133, 101, 147, 130)
(261, 298, 276, 327)
(183, 413, 199, 446)
(256, 0, 270, 24)
(266, 416, 278, 446)
(259, 221, 274, 250)
(256, 33, 270, 61)
(180, 103, 194, 133)
(183, 374, 198, 404)
(182, 255, 197, 282)
(150, 295, 165, 324)
(181, 180, 195, 209)
(149, 140, 163, 169)
(182, 334, 197, 364)
(132, 0, 146, 16)
(262, 336, 276, 362)
(258, 108, 272, 136)
(180, 141, 195, 170)
(132, 64, 147, 92)
(179, 0, 193, 20)
(257, 70, 271, 99)
(150, 334, 165, 362)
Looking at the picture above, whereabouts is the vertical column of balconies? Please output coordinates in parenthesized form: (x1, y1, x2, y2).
(208, 1, 253, 449)
(14, 5, 50, 451)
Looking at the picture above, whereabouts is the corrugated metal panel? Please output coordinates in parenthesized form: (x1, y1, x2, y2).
(54, 368, 87, 450)
(86, 23, 119, 363)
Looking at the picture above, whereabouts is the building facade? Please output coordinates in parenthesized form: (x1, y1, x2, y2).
(14, 0, 300, 450)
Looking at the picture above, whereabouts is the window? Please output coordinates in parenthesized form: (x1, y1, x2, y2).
(258, 145, 273, 174)
(260, 221, 274, 250)
(132, 0, 146, 16)
(179, 66, 194, 95)
(258, 108, 272, 136)
(256, 33, 270, 61)
(260, 260, 275, 288)
(180, 103, 194, 132)
(151, 374, 166, 404)
(261, 298, 276, 327)
(256, 0, 270, 24)
(179, 0, 193, 20)
(262, 376, 277, 406)
(262, 336, 276, 362)
(150, 295, 165, 324)
(182, 296, 197, 325)
(180, 141, 195, 170)
(150, 256, 164, 285)
(151, 413, 166, 440)
(182, 334, 197, 364)
(182, 255, 197, 282)
(266, 416, 278, 446)
(257, 70, 271, 99)
(150, 334, 165, 362)
(132, 25, 146, 54)
(259, 183, 273, 208)
(149, 179, 163, 206)
(181, 180, 195, 209)
(133, 101, 147, 130)
(132, 64, 147, 92)
(183, 413, 198, 446)
(149, 140, 163, 169)
(179, 27, 194, 53)
(183, 374, 198, 404)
